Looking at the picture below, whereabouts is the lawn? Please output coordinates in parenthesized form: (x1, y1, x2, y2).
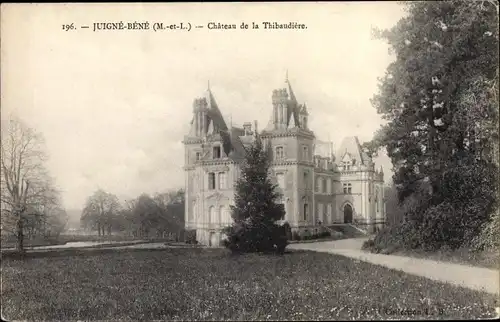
(1, 248, 497, 320)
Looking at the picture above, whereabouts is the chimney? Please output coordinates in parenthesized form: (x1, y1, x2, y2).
(243, 122, 252, 136)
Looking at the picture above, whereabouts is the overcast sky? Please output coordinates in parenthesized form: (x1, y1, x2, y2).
(1, 3, 405, 212)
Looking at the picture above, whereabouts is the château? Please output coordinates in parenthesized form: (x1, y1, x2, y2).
(183, 76, 386, 246)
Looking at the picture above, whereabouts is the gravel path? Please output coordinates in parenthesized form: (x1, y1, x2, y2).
(289, 238, 499, 295)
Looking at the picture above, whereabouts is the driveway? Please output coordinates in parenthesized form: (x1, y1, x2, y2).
(289, 238, 499, 295)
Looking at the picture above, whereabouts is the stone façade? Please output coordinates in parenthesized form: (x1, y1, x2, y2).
(182, 77, 386, 246)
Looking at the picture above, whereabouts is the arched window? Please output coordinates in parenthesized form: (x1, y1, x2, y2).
(208, 206, 215, 225)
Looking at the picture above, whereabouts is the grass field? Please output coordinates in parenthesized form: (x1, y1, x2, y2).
(1, 248, 497, 320)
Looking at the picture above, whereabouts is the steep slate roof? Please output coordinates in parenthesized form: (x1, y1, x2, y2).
(336, 136, 371, 165)
(285, 78, 301, 128)
(204, 88, 246, 161)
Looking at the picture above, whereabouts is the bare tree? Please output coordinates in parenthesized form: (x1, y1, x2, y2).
(1, 116, 61, 252)
(80, 189, 121, 236)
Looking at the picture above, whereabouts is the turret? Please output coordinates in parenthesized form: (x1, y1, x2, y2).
(272, 88, 289, 129)
(192, 97, 209, 137)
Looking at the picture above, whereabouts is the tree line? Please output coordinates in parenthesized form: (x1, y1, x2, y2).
(80, 188, 185, 239)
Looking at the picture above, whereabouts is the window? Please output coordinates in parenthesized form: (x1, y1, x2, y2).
(195, 152, 201, 161)
(213, 146, 221, 159)
(327, 179, 332, 194)
(343, 183, 352, 194)
(275, 146, 284, 160)
(322, 178, 327, 193)
(302, 146, 309, 161)
(303, 203, 308, 221)
(218, 172, 226, 190)
(218, 205, 224, 224)
(327, 204, 332, 224)
(208, 206, 215, 224)
(317, 203, 324, 223)
(208, 172, 215, 190)
(276, 173, 285, 189)
(220, 206, 230, 224)
(316, 177, 322, 192)
(303, 172, 308, 189)
(343, 162, 351, 171)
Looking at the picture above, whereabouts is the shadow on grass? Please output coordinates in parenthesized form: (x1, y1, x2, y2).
(1, 245, 298, 262)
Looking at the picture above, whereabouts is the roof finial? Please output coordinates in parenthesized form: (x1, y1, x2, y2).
(208, 80, 210, 91)
(285, 69, 289, 83)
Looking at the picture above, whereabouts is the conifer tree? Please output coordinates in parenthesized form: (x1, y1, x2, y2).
(222, 138, 287, 254)
(365, 0, 498, 251)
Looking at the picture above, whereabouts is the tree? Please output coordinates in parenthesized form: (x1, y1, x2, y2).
(80, 189, 121, 236)
(1, 116, 62, 253)
(367, 1, 498, 250)
(222, 138, 287, 254)
(153, 189, 185, 240)
(131, 194, 161, 238)
(370, 1, 498, 199)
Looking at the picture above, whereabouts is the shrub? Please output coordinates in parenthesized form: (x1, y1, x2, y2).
(471, 210, 500, 251)
(292, 231, 301, 241)
(223, 223, 288, 254)
(368, 161, 498, 253)
(361, 239, 375, 251)
(319, 231, 331, 238)
(184, 230, 197, 244)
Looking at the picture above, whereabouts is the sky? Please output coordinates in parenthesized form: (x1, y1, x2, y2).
(1, 2, 406, 212)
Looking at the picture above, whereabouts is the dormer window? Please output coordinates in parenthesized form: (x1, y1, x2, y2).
(213, 146, 221, 159)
